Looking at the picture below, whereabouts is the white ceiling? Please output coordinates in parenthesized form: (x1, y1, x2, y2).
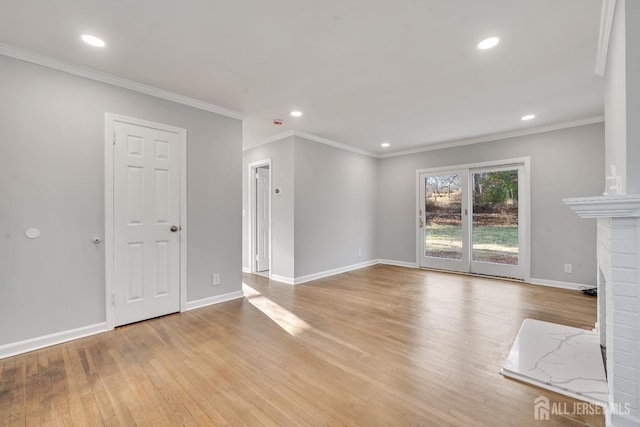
(0, 0, 604, 155)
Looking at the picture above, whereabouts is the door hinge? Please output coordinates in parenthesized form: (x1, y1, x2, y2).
(112, 131, 116, 145)
(112, 293, 117, 307)
(256, 172, 259, 179)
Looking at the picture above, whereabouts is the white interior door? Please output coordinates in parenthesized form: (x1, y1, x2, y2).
(256, 167, 270, 272)
(113, 121, 181, 326)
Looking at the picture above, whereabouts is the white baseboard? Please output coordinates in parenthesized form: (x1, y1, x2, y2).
(184, 291, 245, 312)
(378, 259, 418, 268)
(270, 274, 295, 285)
(0, 322, 107, 360)
(242, 266, 251, 273)
(293, 259, 379, 285)
(528, 278, 590, 291)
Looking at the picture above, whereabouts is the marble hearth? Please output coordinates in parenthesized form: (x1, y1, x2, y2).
(501, 195, 640, 426)
(501, 319, 609, 404)
(564, 195, 640, 426)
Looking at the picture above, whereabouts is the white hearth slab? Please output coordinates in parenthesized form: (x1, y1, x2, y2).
(501, 319, 608, 405)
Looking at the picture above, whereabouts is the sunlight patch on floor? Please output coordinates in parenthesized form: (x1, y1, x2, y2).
(242, 283, 310, 336)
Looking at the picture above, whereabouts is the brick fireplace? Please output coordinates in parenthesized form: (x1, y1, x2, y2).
(565, 194, 640, 426)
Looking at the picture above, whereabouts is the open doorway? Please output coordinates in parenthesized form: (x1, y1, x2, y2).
(248, 159, 271, 277)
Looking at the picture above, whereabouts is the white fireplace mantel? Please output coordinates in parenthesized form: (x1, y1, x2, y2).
(563, 194, 640, 218)
(565, 193, 640, 426)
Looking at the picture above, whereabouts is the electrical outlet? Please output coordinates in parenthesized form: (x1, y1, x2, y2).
(564, 264, 573, 274)
(212, 273, 221, 286)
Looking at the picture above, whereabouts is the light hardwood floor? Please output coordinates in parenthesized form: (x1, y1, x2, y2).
(1, 265, 603, 426)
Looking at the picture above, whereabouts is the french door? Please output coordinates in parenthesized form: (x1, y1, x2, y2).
(418, 162, 527, 280)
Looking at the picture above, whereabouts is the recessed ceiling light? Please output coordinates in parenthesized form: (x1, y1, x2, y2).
(81, 34, 106, 47)
(478, 37, 500, 50)
(521, 114, 536, 121)
(290, 111, 303, 117)
(381, 142, 390, 148)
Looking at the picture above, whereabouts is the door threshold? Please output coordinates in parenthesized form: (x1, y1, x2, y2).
(417, 266, 525, 284)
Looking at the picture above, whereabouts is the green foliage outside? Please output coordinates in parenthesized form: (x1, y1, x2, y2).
(473, 170, 518, 205)
(424, 170, 519, 265)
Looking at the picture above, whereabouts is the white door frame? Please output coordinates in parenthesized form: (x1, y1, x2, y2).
(104, 113, 188, 330)
(248, 159, 272, 276)
(418, 169, 470, 273)
(415, 157, 531, 281)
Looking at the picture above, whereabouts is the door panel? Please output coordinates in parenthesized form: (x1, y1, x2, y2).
(114, 121, 180, 326)
(419, 171, 469, 272)
(470, 166, 524, 279)
(256, 167, 270, 272)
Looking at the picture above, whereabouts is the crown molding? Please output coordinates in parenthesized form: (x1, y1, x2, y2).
(245, 130, 377, 158)
(378, 116, 605, 159)
(292, 131, 377, 157)
(246, 116, 605, 159)
(244, 130, 296, 151)
(595, 0, 617, 76)
(0, 42, 245, 120)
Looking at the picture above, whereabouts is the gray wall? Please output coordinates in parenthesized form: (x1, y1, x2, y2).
(242, 137, 295, 279)
(605, 0, 628, 193)
(377, 123, 605, 285)
(242, 135, 377, 280)
(624, 0, 640, 193)
(605, 0, 640, 194)
(0, 55, 242, 346)
(293, 136, 377, 277)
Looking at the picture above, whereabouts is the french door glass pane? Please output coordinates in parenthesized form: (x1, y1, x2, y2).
(471, 170, 519, 265)
(425, 174, 463, 260)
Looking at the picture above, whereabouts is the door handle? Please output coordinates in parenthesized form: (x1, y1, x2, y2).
(170, 225, 180, 232)
(418, 209, 424, 228)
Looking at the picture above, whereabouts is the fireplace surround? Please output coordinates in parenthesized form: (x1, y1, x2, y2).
(565, 194, 640, 426)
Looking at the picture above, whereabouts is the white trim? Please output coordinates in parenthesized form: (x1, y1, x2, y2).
(105, 113, 188, 330)
(379, 117, 604, 159)
(293, 131, 376, 158)
(105, 116, 115, 330)
(528, 278, 588, 291)
(0, 323, 107, 360)
(247, 131, 295, 151)
(270, 275, 296, 285)
(378, 259, 418, 268)
(242, 266, 251, 274)
(294, 260, 379, 285)
(0, 43, 244, 120)
(595, 0, 617, 76)
(415, 157, 531, 175)
(179, 126, 188, 313)
(247, 159, 272, 277)
(564, 194, 640, 218)
(183, 291, 245, 312)
(244, 130, 377, 158)
(244, 118, 605, 161)
(268, 260, 379, 285)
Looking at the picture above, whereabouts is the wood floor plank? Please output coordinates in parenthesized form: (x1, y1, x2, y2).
(0, 266, 603, 426)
